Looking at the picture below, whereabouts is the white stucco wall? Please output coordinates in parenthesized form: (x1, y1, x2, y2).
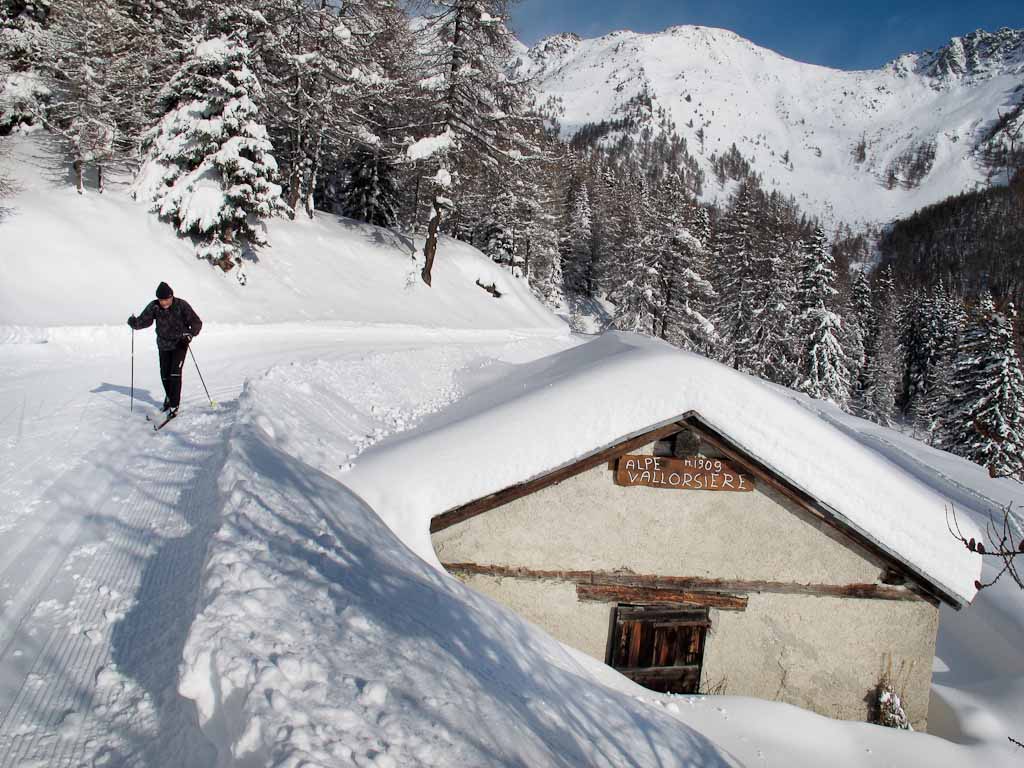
(433, 441, 940, 728)
(434, 445, 886, 585)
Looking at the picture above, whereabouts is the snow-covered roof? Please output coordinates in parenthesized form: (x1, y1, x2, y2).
(347, 332, 983, 607)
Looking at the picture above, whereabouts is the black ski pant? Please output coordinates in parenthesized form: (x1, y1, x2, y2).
(158, 345, 188, 408)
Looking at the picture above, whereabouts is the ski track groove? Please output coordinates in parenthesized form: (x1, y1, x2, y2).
(0, 401, 228, 767)
(0, 396, 93, 551)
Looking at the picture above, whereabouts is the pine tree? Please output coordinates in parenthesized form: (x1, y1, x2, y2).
(657, 187, 716, 353)
(258, 0, 408, 218)
(748, 203, 799, 386)
(862, 265, 900, 425)
(714, 179, 760, 370)
(516, 140, 566, 306)
(477, 185, 519, 272)
(42, 0, 145, 192)
(0, 0, 51, 133)
(340, 149, 399, 227)
(140, 35, 289, 270)
(411, 0, 539, 285)
(560, 178, 593, 296)
(609, 184, 661, 333)
(900, 286, 937, 429)
(521, 182, 564, 308)
(795, 226, 850, 404)
(752, 191, 809, 386)
(847, 268, 875, 412)
(925, 289, 967, 442)
(940, 297, 1024, 479)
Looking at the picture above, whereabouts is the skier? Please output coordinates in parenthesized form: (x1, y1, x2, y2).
(127, 282, 203, 415)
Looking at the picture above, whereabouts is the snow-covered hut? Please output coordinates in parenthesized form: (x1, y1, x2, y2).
(349, 333, 982, 730)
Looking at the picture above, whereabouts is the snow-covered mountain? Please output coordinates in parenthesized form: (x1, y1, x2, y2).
(518, 26, 1024, 225)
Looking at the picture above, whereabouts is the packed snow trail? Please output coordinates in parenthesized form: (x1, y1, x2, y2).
(0, 399, 225, 766)
(0, 325, 572, 767)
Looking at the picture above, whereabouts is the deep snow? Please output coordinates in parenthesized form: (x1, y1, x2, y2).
(1, 133, 1022, 766)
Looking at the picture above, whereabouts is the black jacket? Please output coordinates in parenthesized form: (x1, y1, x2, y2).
(131, 298, 202, 352)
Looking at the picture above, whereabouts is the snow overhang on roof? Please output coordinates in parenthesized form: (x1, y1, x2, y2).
(346, 332, 984, 608)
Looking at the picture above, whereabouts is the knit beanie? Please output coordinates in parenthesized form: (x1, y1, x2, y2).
(156, 282, 173, 299)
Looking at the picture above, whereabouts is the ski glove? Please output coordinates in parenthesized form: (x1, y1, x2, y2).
(127, 315, 136, 328)
(178, 333, 193, 349)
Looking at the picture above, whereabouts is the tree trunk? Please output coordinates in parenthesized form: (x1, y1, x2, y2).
(287, 166, 302, 217)
(661, 284, 673, 340)
(421, 195, 445, 287)
(305, 133, 323, 219)
(410, 172, 424, 258)
(74, 159, 84, 194)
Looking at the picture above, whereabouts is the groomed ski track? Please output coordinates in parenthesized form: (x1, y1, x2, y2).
(0, 323, 567, 767)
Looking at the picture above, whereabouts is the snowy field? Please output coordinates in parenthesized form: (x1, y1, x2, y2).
(1, 136, 1022, 765)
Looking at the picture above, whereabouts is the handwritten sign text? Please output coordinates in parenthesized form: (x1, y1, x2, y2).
(615, 454, 753, 492)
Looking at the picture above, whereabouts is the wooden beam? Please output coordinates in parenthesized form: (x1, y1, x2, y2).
(442, 562, 927, 604)
(578, 584, 748, 611)
(430, 421, 684, 533)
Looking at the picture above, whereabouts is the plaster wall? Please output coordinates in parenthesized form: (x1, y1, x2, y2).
(434, 439, 941, 727)
(433, 444, 885, 584)
(455, 573, 939, 729)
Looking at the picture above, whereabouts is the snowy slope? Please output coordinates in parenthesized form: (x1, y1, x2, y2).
(2, 133, 1023, 766)
(179, 335, 1016, 767)
(519, 26, 1024, 225)
(0, 134, 564, 335)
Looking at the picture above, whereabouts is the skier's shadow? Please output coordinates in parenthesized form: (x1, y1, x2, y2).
(91, 382, 162, 408)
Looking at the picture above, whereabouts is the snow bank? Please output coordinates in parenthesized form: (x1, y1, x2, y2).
(177, 340, 1013, 767)
(346, 332, 983, 605)
(179, 350, 734, 767)
(0, 135, 564, 336)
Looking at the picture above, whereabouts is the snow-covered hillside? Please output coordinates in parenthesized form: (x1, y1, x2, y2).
(1, 135, 1023, 766)
(519, 26, 1024, 225)
(0, 135, 563, 335)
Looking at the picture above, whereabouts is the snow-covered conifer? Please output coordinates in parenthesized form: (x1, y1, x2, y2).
(658, 188, 717, 353)
(340, 149, 399, 227)
(560, 179, 593, 295)
(477, 187, 519, 272)
(862, 266, 900, 425)
(610, 186, 661, 333)
(140, 35, 289, 270)
(40, 0, 146, 192)
(796, 226, 850, 404)
(411, 0, 540, 285)
(939, 296, 1024, 479)
(714, 179, 761, 370)
(0, 0, 51, 133)
(258, 0, 408, 218)
(847, 269, 874, 412)
(748, 196, 800, 384)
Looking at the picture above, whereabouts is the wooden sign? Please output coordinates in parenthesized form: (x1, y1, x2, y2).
(615, 454, 754, 492)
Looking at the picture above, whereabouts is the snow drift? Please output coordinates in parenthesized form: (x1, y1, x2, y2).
(347, 332, 983, 605)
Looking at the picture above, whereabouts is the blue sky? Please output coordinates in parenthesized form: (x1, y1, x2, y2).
(510, 1, 1024, 70)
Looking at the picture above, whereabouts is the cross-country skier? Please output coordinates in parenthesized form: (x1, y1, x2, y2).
(127, 282, 203, 415)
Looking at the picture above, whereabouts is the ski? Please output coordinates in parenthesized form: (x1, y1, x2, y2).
(153, 410, 178, 431)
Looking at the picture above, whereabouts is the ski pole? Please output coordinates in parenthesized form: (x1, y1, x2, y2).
(188, 345, 217, 408)
(130, 327, 135, 413)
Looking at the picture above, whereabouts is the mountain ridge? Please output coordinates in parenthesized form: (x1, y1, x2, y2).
(518, 25, 1024, 227)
